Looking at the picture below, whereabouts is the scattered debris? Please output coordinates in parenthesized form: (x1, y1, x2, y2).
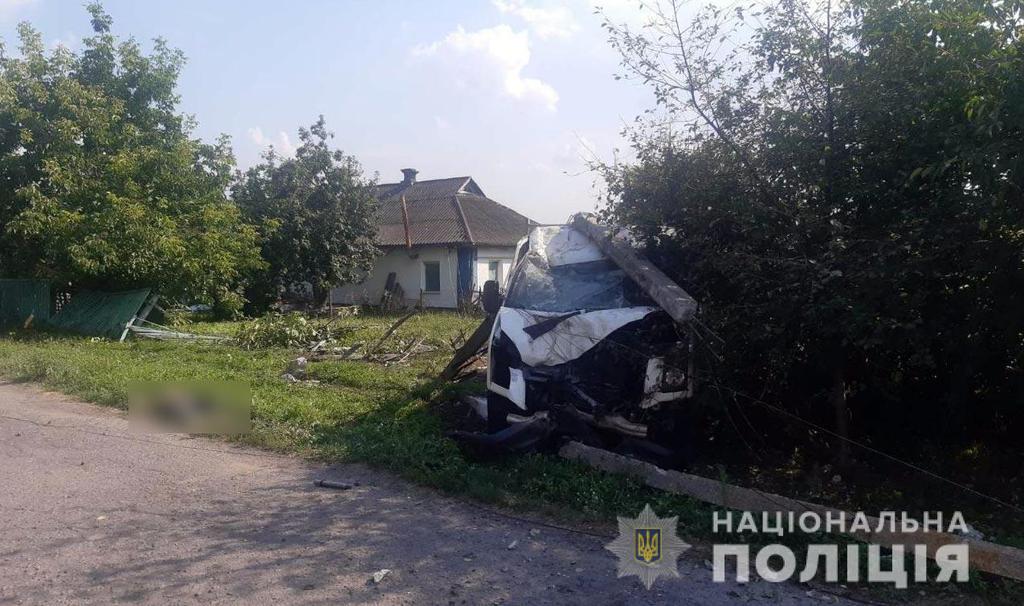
(128, 322, 230, 342)
(364, 310, 417, 358)
(319, 305, 360, 320)
(306, 313, 436, 366)
(286, 357, 308, 380)
(310, 343, 363, 361)
(371, 569, 391, 584)
(507, 540, 518, 550)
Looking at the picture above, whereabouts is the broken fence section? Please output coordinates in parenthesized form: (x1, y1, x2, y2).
(48, 288, 153, 340)
(0, 280, 157, 340)
(0, 279, 52, 328)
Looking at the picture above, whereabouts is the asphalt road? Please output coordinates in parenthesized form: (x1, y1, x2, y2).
(0, 381, 851, 605)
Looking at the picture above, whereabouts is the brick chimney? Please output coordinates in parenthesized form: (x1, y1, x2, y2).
(401, 168, 418, 186)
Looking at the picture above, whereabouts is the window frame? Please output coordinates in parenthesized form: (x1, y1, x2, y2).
(423, 261, 441, 293)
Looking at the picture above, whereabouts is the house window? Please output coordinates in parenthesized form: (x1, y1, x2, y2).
(423, 261, 441, 293)
(488, 261, 500, 283)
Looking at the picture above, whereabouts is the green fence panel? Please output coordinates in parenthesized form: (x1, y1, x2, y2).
(49, 288, 151, 339)
(0, 279, 52, 328)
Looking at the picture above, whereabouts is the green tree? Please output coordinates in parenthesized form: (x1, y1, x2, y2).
(599, 0, 1024, 464)
(0, 3, 262, 314)
(232, 116, 379, 310)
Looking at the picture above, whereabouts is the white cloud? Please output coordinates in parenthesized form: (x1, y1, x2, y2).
(248, 127, 296, 156)
(493, 0, 579, 40)
(413, 24, 559, 111)
(433, 115, 451, 130)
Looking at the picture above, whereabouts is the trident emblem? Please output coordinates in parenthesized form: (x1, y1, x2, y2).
(635, 529, 661, 563)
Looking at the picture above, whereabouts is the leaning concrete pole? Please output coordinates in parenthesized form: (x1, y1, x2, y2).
(571, 214, 698, 325)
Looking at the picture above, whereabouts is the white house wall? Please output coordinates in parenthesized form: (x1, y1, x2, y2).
(474, 246, 516, 290)
(331, 246, 460, 309)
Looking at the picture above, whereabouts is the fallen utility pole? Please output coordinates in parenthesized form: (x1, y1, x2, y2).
(560, 441, 1024, 583)
(571, 214, 697, 325)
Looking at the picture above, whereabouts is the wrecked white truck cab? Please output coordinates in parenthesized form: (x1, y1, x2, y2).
(456, 223, 696, 467)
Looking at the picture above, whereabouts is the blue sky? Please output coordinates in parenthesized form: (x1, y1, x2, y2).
(0, 0, 660, 223)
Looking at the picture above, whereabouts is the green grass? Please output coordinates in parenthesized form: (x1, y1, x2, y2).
(0, 312, 703, 524)
(1, 313, 1021, 603)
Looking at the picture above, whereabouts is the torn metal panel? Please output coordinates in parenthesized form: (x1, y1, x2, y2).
(640, 357, 691, 408)
(494, 306, 659, 367)
(529, 224, 605, 267)
(48, 288, 152, 339)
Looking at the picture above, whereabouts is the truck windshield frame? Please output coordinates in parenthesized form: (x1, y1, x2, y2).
(504, 256, 654, 313)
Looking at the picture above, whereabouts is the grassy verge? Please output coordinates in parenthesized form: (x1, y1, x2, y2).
(0, 312, 1020, 603)
(0, 313, 687, 523)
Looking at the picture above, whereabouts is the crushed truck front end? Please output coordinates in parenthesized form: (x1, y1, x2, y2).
(456, 224, 697, 467)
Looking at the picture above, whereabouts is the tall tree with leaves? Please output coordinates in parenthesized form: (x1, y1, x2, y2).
(599, 0, 1024, 465)
(0, 3, 262, 314)
(232, 116, 379, 310)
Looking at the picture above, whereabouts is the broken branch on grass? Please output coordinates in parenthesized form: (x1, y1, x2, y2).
(440, 314, 495, 381)
(364, 310, 417, 359)
(392, 336, 426, 365)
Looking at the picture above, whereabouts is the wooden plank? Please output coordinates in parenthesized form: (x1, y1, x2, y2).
(559, 441, 1024, 582)
(571, 215, 697, 325)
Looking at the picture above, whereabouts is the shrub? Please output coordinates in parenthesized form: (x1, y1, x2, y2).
(235, 313, 344, 350)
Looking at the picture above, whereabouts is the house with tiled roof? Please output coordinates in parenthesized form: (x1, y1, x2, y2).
(331, 169, 536, 309)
